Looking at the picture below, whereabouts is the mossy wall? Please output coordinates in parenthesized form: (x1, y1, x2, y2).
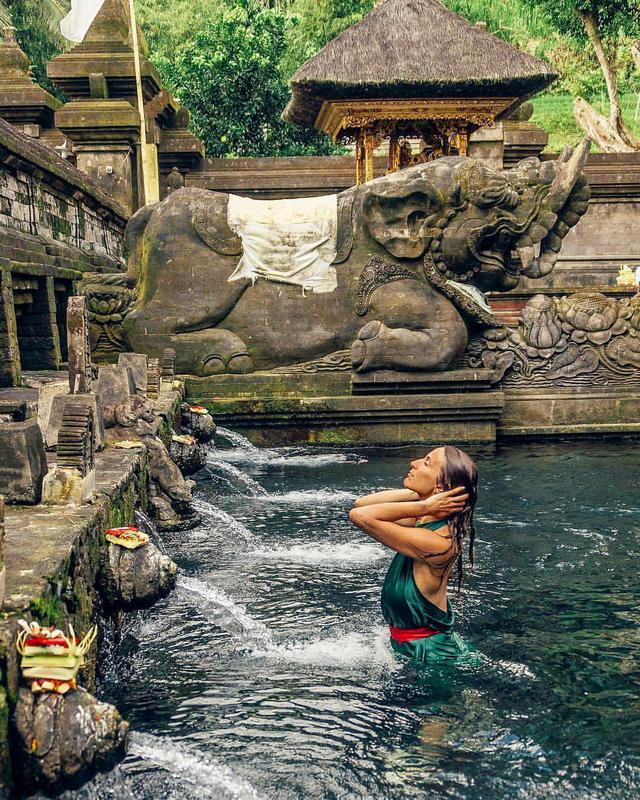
(0, 451, 150, 797)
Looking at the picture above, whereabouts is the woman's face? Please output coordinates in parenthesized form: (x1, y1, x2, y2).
(403, 448, 446, 498)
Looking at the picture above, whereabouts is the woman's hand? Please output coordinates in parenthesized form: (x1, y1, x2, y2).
(421, 487, 469, 519)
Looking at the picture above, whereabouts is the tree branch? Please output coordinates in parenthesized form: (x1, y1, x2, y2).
(576, 7, 639, 149)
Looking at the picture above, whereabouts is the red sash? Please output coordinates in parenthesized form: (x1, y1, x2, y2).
(389, 626, 441, 643)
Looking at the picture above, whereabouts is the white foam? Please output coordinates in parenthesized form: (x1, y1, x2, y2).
(213, 429, 365, 467)
(178, 576, 272, 648)
(129, 732, 263, 800)
(191, 499, 257, 542)
(204, 459, 267, 496)
(260, 489, 356, 504)
(493, 659, 538, 680)
(215, 427, 262, 452)
(254, 627, 398, 671)
(248, 541, 386, 565)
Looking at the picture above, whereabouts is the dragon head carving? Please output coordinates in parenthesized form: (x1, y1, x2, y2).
(363, 139, 591, 292)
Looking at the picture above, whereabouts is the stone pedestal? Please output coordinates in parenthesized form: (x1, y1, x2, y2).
(96, 363, 136, 407)
(186, 371, 505, 446)
(100, 541, 178, 608)
(12, 687, 128, 794)
(42, 467, 96, 506)
(0, 418, 48, 504)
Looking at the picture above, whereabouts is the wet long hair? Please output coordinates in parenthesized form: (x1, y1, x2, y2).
(436, 445, 478, 593)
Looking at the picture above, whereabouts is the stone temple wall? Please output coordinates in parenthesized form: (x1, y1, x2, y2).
(0, 117, 127, 387)
(0, 165, 123, 264)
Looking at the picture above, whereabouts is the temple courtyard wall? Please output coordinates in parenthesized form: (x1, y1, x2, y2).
(0, 118, 126, 389)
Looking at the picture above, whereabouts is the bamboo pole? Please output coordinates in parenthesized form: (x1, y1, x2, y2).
(127, 0, 159, 205)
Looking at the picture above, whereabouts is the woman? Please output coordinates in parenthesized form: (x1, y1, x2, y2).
(349, 446, 478, 663)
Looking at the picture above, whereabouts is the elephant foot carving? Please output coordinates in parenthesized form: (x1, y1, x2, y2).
(172, 330, 253, 377)
(352, 320, 464, 373)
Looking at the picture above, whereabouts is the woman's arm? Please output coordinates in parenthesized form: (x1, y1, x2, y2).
(349, 489, 468, 559)
(353, 488, 419, 507)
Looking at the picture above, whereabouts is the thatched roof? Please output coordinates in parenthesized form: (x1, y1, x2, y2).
(283, 0, 557, 128)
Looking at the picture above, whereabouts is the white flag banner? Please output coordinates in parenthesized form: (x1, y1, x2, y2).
(60, 0, 108, 43)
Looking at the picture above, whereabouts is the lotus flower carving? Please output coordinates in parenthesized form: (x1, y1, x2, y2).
(557, 293, 624, 345)
(521, 294, 565, 357)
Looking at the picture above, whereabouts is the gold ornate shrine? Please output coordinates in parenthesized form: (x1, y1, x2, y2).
(315, 97, 517, 183)
(283, 0, 557, 184)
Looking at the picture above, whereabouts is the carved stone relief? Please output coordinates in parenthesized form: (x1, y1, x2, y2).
(466, 292, 640, 388)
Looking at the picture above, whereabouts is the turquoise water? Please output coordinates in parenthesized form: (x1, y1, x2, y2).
(75, 435, 639, 799)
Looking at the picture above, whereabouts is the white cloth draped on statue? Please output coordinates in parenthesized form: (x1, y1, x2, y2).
(227, 194, 339, 294)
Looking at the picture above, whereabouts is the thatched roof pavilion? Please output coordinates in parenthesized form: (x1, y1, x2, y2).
(283, 0, 556, 182)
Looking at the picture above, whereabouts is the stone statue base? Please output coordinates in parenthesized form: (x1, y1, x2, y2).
(185, 370, 505, 446)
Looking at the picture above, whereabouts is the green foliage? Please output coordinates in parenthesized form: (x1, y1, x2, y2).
(526, 0, 640, 41)
(442, 0, 640, 99)
(154, 0, 337, 156)
(443, 0, 552, 48)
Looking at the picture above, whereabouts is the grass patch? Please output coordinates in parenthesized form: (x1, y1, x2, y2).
(532, 93, 640, 152)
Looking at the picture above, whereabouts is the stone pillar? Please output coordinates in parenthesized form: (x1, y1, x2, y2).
(468, 125, 504, 170)
(0, 267, 20, 387)
(67, 296, 93, 394)
(46, 296, 105, 450)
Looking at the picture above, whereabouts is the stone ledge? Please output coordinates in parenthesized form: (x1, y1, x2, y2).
(2, 448, 144, 612)
(500, 422, 640, 437)
(204, 391, 505, 446)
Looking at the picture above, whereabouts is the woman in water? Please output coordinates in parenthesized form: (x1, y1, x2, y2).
(349, 446, 478, 663)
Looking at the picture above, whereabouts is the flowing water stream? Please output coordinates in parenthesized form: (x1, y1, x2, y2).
(65, 436, 640, 799)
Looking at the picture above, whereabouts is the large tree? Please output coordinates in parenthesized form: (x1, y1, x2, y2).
(155, 0, 334, 157)
(529, 0, 640, 151)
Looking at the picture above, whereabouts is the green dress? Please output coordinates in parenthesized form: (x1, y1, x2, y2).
(381, 519, 471, 663)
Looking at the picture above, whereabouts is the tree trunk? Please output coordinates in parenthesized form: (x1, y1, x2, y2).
(573, 96, 635, 152)
(576, 9, 639, 151)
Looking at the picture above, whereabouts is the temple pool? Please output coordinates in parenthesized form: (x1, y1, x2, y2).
(68, 436, 640, 799)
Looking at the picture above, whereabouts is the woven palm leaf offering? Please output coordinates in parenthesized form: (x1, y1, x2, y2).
(17, 620, 97, 695)
(188, 405, 208, 415)
(106, 526, 149, 550)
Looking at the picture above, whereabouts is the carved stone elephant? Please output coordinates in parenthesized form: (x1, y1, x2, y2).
(122, 140, 591, 375)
